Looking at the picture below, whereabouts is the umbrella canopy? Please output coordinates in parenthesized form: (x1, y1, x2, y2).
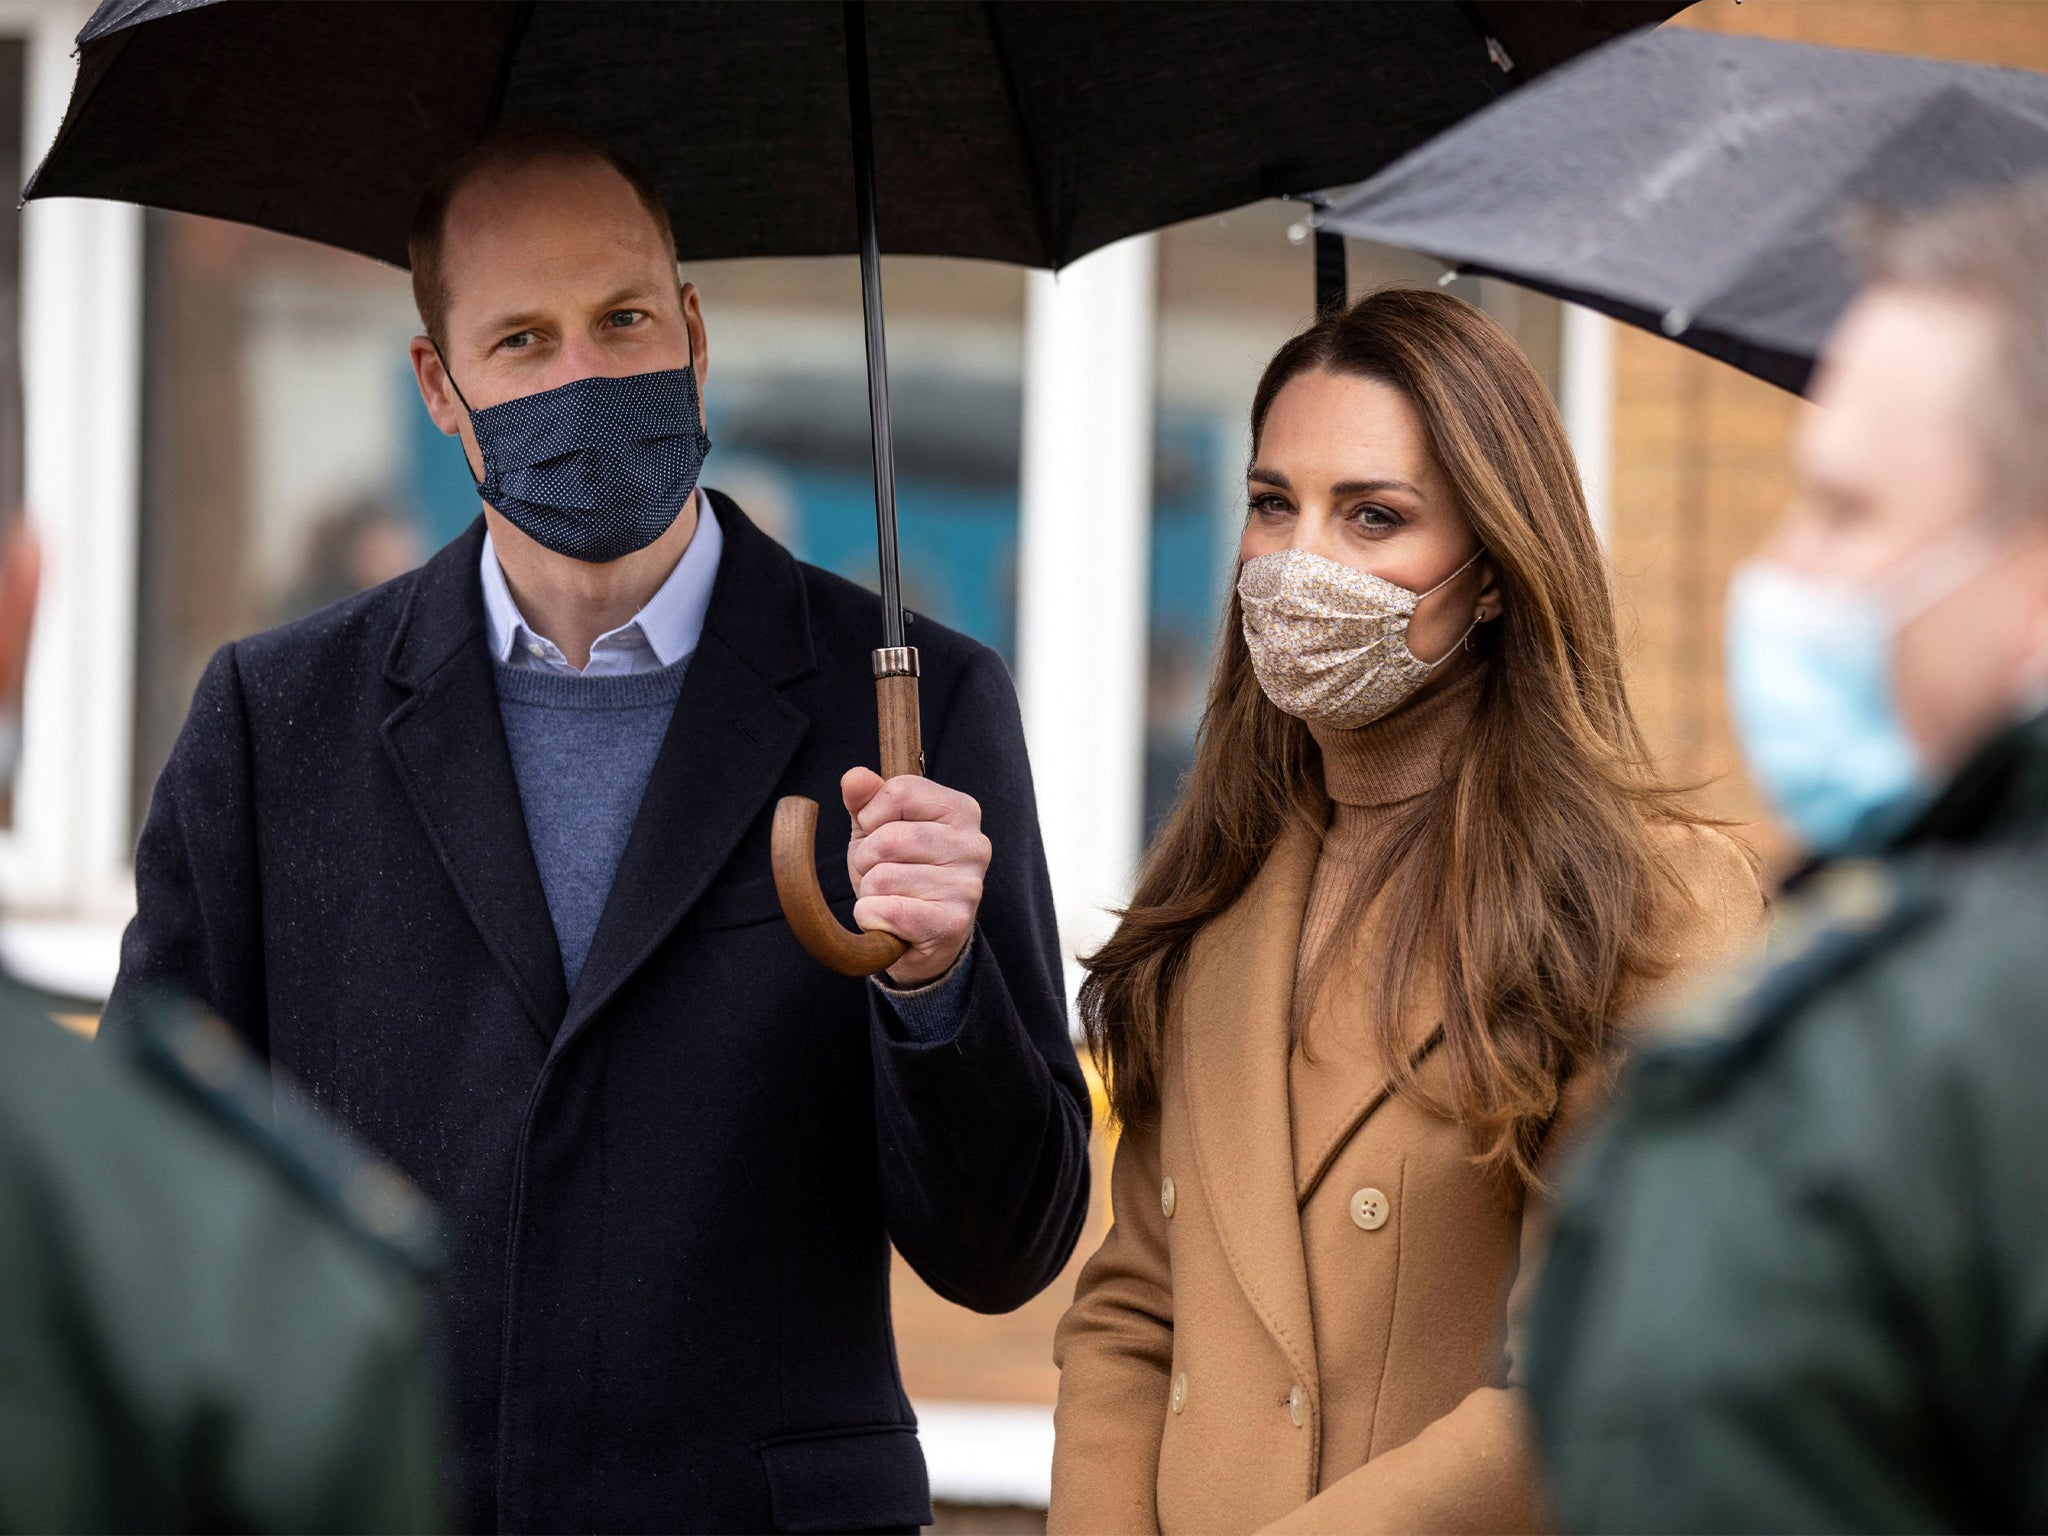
(33, 0, 1675, 272)
(1321, 27, 2048, 394)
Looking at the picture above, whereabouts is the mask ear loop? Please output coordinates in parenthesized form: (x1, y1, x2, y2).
(1414, 546, 1489, 671)
(433, 345, 493, 486)
(433, 344, 477, 414)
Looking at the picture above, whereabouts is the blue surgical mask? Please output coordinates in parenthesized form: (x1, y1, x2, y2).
(1726, 538, 1991, 855)
(445, 362, 712, 563)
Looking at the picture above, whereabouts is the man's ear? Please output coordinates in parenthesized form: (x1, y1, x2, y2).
(408, 336, 464, 437)
(681, 281, 709, 426)
(0, 518, 41, 714)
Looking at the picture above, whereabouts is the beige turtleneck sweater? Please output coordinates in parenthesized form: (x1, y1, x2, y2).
(1289, 667, 1480, 1189)
(1294, 668, 1480, 996)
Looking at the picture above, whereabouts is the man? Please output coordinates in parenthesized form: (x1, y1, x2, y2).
(1526, 179, 2048, 1532)
(114, 124, 1090, 1533)
(0, 410, 441, 1528)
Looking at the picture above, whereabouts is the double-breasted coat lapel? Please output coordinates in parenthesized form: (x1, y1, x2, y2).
(560, 498, 815, 1046)
(1178, 821, 1323, 1401)
(380, 530, 566, 1043)
(1290, 1043, 1413, 1210)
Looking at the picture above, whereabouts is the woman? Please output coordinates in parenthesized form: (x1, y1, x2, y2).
(1049, 289, 1765, 1534)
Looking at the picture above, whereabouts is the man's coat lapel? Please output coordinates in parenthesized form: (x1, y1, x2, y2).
(381, 523, 567, 1043)
(559, 494, 817, 1044)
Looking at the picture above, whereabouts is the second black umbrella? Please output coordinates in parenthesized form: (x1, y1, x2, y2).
(1322, 27, 2048, 394)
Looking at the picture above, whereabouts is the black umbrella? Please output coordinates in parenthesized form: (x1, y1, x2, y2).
(32, 0, 1676, 971)
(1320, 26, 2048, 395)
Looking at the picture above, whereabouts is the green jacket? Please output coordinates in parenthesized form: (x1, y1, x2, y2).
(1527, 711, 2048, 1534)
(0, 977, 443, 1532)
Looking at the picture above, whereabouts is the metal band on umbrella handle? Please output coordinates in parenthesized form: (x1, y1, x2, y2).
(772, 0, 923, 978)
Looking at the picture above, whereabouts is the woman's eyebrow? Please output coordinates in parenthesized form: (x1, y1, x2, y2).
(1247, 463, 1290, 489)
(1331, 477, 1422, 499)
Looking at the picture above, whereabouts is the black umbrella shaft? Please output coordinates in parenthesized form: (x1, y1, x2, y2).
(844, 1, 904, 652)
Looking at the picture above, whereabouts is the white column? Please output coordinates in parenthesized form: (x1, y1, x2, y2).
(1560, 302, 1615, 543)
(0, 0, 143, 931)
(1016, 235, 1157, 1009)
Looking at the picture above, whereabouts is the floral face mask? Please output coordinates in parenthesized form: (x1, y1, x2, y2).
(1237, 546, 1482, 729)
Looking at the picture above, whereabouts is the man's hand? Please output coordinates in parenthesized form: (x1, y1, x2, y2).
(842, 767, 990, 988)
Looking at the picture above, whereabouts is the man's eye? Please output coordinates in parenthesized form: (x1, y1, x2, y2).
(607, 310, 647, 329)
(499, 331, 537, 351)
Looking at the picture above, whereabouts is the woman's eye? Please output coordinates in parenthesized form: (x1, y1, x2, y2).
(1248, 493, 1292, 517)
(1351, 503, 1402, 530)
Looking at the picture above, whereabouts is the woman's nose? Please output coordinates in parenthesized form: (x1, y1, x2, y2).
(1287, 510, 1340, 559)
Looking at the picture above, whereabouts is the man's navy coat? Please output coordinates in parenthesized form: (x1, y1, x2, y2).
(111, 494, 1093, 1534)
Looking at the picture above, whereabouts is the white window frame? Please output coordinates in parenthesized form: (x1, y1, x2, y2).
(1561, 301, 1615, 543)
(0, 0, 143, 998)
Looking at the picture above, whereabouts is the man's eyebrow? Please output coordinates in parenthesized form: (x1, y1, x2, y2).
(472, 286, 665, 340)
(474, 307, 548, 339)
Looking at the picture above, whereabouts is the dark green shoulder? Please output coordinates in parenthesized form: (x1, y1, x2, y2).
(110, 988, 443, 1275)
(1627, 858, 1942, 1107)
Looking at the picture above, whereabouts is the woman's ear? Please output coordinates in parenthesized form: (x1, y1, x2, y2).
(1473, 556, 1505, 624)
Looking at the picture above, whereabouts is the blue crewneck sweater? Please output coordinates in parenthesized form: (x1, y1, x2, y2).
(494, 655, 691, 994)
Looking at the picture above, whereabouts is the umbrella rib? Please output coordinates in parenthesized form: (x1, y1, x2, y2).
(478, 0, 537, 141)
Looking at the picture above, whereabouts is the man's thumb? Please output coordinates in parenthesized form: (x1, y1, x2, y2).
(841, 765, 885, 823)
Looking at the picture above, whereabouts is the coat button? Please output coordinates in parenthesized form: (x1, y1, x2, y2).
(1288, 1384, 1307, 1428)
(1161, 1176, 1177, 1219)
(1349, 1186, 1389, 1231)
(1171, 1372, 1188, 1414)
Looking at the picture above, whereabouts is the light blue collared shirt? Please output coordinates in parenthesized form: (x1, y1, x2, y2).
(481, 488, 723, 675)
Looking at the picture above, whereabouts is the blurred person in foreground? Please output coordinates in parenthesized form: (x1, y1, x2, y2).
(1527, 178, 2048, 1533)
(0, 402, 442, 1526)
(1049, 289, 1762, 1534)
(112, 123, 1087, 1533)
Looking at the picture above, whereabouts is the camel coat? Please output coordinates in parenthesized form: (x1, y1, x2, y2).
(1050, 819, 1764, 1534)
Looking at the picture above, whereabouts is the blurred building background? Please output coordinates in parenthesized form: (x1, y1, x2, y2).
(0, 0, 2042, 1529)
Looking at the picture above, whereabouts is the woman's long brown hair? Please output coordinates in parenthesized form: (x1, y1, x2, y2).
(1080, 287, 1715, 1190)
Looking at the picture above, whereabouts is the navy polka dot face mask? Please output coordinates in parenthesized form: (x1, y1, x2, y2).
(447, 363, 713, 563)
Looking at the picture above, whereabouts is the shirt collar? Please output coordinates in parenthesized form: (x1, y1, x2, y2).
(480, 488, 722, 669)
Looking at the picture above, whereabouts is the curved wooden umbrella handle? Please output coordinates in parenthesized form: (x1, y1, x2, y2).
(772, 652, 923, 978)
(772, 795, 908, 977)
